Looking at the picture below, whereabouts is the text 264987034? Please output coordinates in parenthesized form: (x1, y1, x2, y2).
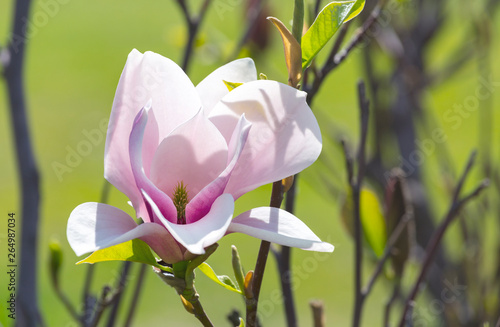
(7, 212, 16, 320)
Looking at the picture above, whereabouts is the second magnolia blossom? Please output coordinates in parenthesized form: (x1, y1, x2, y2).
(67, 49, 333, 263)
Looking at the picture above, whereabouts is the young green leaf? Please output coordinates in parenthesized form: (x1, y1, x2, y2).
(268, 16, 303, 87)
(360, 188, 387, 257)
(198, 262, 242, 294)
(341, 187, 387, 257)
(344, 0, 366, 22)
(301, 0, 366, 69)
(77, 239, 172, 273)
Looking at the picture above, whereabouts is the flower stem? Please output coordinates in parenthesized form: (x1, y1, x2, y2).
(292, 0, 304, 45)
(182, 271, 214, 327)
(187, 292, 214, 327)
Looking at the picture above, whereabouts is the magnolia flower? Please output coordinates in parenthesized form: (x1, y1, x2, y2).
(67, 49, 333, 264)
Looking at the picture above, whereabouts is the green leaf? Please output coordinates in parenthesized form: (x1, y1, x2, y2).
(198, 262, 242, 294)
(344, 0, 365, 22)
(223, 80, 243, 92)
(301, 0, 366, 69)
(360, 188, 387, 257)
(340, 187, 387, 257)
(77, 239, 172, 273)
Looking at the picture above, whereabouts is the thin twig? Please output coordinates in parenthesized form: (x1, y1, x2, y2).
(314, 0, 322, 15)
(106, 261, 133, 327)
(229, 0, 265, 60)
(175, 0, 212, 72)
(247, 181, 284, 327)
(310, 300, 326, 327)
(306, 3, 384, 103)
(124, 264, 148, 327)
(398, 152, 489, 327)
(329, 5, 381, 71)
(451, 151, 477, 204)
(326, 22, 351, 66)
(340, 139, 354, 185)
(383, 282, 401, 327)
(90, 286, 112, 327)
(351, 81, 370, 327)
(54, 288, 80, 322)
(273, 176, 298, 327)
(81, 181, 111, 325)
(4, 0, 44, 326)
(362, 213, 412, 296)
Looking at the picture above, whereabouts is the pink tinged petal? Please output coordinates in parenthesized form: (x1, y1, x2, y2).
(143, 191, 235, 255)
(185, 115, 252, 223)
(196, 58, 257, 116)
(227, 207, 334, 252)
(105, 49, 201, 219)
(149, 109, 228, 200)
(67, 202, 184, 263)
(209, 80, 322, 199)
(129, 104, 177, 223)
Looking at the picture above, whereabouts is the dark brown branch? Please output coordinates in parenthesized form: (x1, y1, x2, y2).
(383, 282, 400, 327)
(362, 213, 412, 296)
(105, 261, 133, 327)
(4, 1, 43, 326)
(175, 0, 212, 72)
(124, 264, 147, 327)
(306, 3, 383, 104)
(351, 81, 370, 327)
(54, 288, 80, 322)
(247, 181, 284, 327)
(398, 152, 489, 327)
(273, 176, 298, 327)
(310, 300, 326, 327)
(89, 286, 111, 327)
(81, 181, 111, 325)
(229, 0, 265, 60)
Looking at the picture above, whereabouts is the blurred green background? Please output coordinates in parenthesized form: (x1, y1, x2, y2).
(1, 0, 499, 326)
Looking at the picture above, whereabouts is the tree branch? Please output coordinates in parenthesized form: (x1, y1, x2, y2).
(4, 0, 44, 326)
(175, 0, 212, 72)
(351, 80, 370, 327)
(310, 300, 326, 327)
(398, 152, 489, 327)
(124, 264, 147, 327)
(247, 180, 284, 327)
(105, 261, 133, 327)
(306, 2, 384, 104)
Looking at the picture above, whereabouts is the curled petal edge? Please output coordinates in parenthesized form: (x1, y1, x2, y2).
(227, 207, 334, 252)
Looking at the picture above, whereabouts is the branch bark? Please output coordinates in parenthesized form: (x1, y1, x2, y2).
(398, 152, 489, 327)
(3, 1, 43, 326)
